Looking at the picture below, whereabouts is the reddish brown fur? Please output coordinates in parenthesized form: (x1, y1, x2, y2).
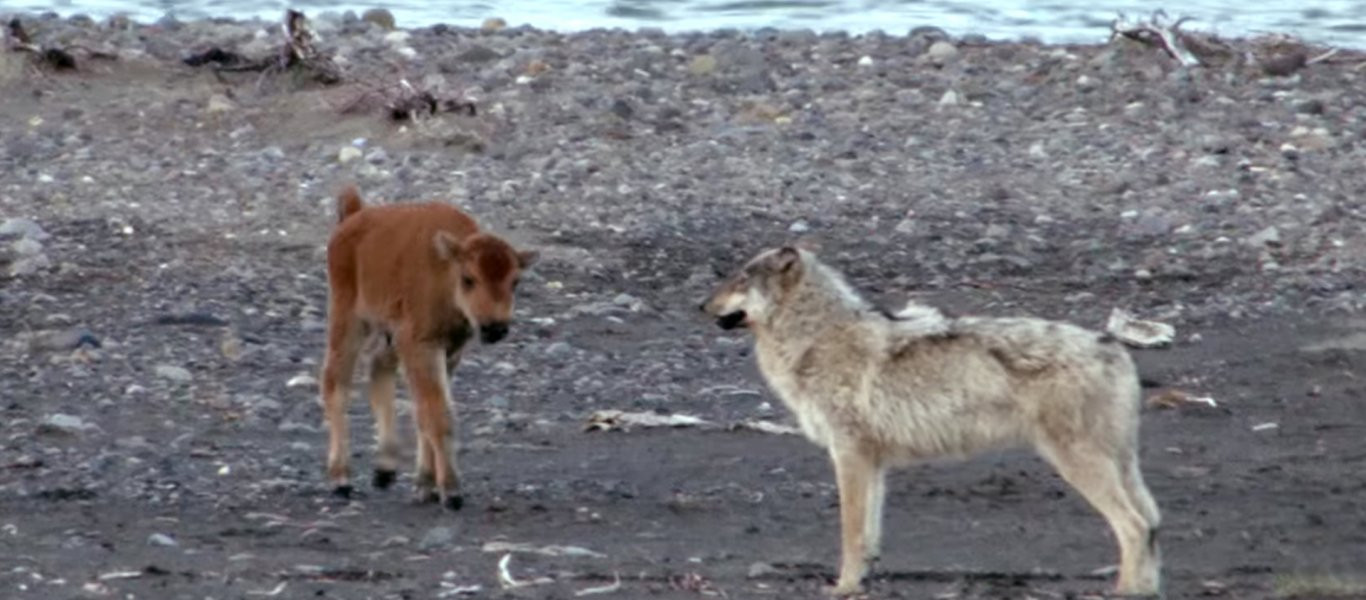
(321, 185, 536, 509)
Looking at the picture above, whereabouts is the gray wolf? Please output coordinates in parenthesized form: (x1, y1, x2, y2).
(701, 246, 1162, 596)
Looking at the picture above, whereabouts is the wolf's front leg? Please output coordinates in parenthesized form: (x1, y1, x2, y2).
(828, 449, 876, 596)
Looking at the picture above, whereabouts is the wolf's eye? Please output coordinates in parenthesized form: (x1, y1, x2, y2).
(512, 277, 521, 290)
(462, 276, 475, 289)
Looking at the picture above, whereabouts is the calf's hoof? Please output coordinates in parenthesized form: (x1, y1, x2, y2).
(443, 494, 464, 511)
(825, 582, 865, 597)
(372, 468, 397, 489)
(331, 484, 354, 499)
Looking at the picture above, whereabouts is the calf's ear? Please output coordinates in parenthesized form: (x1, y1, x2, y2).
(433, 231, 462, 262)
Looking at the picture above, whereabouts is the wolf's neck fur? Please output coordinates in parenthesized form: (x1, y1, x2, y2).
(760, 257, 872, 348)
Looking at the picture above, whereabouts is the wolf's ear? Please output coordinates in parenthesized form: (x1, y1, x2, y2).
(773, 246, 801, 273)
(433, 231, 462, 262)
(516, 249, 539, 269)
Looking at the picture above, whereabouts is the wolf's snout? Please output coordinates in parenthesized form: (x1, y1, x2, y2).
(480, 321, 509, 344)
(716, 311, 747, 330)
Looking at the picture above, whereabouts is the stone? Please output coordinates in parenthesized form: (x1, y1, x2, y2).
(748, 562, 779, 578)
(0, 217, 49, 240)
(39, 413, 93, 435)
(9, 254, 52, 277)
(456, 45, 501, 63)
(938, 89, 960, 107)
(361, 8, 395, 30)
(688, 54, 717, 76)
(148, 533, 178, 547)
(925, 41, 959, 64)
(12, 237, 43, 256)
(419, 526, 455, 550)
(364, 148, 389, 164)
(788, 220, 810, 233)
(338, 146, 363, 164)
(1246, 226, 1281, 247)
(206, 94, 235, 114)
(481, 17, 507, 33)
(155, 364, 193, 382)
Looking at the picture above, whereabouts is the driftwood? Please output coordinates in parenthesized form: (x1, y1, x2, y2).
(1111, 11, 1366, 76)
(336, 77, 477, 122)
(1111, 11, 1201, 67)
(6, 17, 115, 71)
(184, 10, 340, 89)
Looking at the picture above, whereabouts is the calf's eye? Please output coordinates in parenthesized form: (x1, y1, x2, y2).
(462, 276, 475, 289)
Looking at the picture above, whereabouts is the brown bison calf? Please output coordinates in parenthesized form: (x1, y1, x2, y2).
(321, 185, 537, 509)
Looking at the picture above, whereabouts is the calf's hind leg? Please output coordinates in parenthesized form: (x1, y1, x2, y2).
(368, 346, 401, 489)
(321, 313, 362, 497)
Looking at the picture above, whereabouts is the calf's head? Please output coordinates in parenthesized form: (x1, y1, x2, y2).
(434, 232, 537, 344)
(701, 246, 805, 331)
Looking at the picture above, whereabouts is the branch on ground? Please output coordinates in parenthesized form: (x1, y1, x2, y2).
(6, 17, 117, 71)
(183, 10, 340, 89)
(336, 77, 477, 123)
(1111, 10, 1201, 67)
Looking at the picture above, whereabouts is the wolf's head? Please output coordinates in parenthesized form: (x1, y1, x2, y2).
(700, 246, 806, 330)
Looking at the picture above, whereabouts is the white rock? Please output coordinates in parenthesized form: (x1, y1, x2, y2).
(0, 218, 49, 240)
(938, 89, 959, 107)
(12, 238, 43, 256)
(148, 533, 179, 547)
(925, 41, 959, 63)
(338, 146, 363, 164)
(788, 220, 810, 233)
(155, 364, 193, 382)
(857, 55, 874, 67)
(1105, 308, 1175, 349)
(286, 374, 318, 388)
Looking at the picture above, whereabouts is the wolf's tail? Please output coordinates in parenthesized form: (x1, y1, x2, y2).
(337, 185, 364, 223)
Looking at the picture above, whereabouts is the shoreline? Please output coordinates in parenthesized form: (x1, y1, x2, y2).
(4, 7, 1366, 50)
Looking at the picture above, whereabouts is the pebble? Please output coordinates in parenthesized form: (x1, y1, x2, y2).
(155, 364, 193, 382)
(9, 254, 52, 277)
(12, 237, 44, 256)
(788, 220, 810, 233)
(206, 94, 236, 114)
(688, 54, 717, 76)
(361, 8, 396, 30)
(925, 41, 959, 64)
(748, 562, 779, 578)
(481, 17, 507, 33)
(39, 413, 94, 435)
(938, 89, 960, 107)
(1246, 226, 1282, 247)
(148, 533, 179, 547)
(0, 217, 49, 240)
(419, 526, 455, 550)
(338, 146, 363, 164)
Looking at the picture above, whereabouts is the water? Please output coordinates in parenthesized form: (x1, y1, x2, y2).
(3, 0, 1364, 47)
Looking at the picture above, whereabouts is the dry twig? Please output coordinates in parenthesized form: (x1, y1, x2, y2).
(1111, 10, 1201, 67)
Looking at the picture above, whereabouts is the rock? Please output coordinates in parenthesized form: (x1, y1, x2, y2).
(364, 148, 389, 164)
(361, 8, 395, 30)
(544, 341, 572, 356)
(0, 217, 49, 240)
(609, 98, 634, 120)
(148, 533, 178, 547)
(857, 55, 874, 67)
(383, 30, 410, 46)
(286, 374, 318, 388)
(1246, 226, 1281, 247)
(788, 220, 810, 233)
(338, 146, 363, 164)
(419, 526, 455, 550)
(29, 328, 100, 351)
(12, 237, 43, 256)
(908, 26, 950, 44)
(9, 254, 52, 277)
(481, 17, 507, 33)
(39, 413, 94, 435)
(155, 364, 193, 382)
(206, 94, 235, 114)
(925, 41, 959, 64)
(748, 562, 779, 578)
(456, 45, 501, 63)
(938, 89, 960, 107)
(612, 293, 641, 308)
(688, 54, 717, 76)
(1105, 308, 1175, 349)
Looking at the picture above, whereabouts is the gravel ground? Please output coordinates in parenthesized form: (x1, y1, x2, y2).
(2, 11, 1365, 600)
